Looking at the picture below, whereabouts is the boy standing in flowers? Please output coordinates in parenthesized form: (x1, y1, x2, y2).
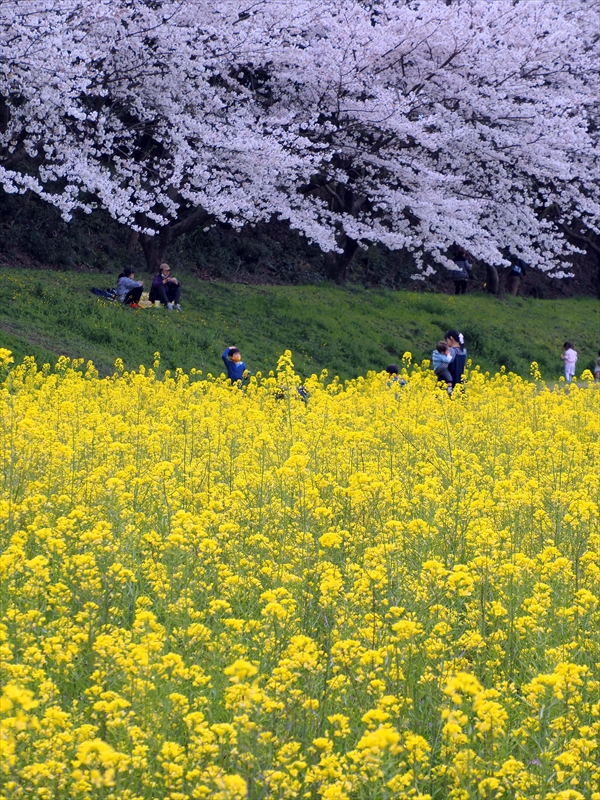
(222, 346, 250, 385)
(385, 364, 406, 385)
(561, 342, 578, 383)
(385, 364, 407, 396)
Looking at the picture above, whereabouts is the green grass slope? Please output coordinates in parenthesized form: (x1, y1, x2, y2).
(0, 268, 598, 380)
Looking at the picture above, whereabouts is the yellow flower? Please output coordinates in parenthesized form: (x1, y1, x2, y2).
(1, 350, 598, 797)
(224, 659, 258, 681)
(0, 348, 14, 365)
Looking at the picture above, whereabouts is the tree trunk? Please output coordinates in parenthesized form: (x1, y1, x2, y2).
(588, 241, 600, 299)
(327, 236, 359, 284)
(486, 263, 499, 294)
(497, 267, 509, 297)
(138, 209, 212, 273)
(139, 233, 168, 273)
(560, 223, 600, 299)
(127, 230, 139, 250)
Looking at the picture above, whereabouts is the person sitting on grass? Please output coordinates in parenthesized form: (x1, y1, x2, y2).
(222, 346, 250, 385)
(432, 342, 454, 395)
(149, 263, 182, 311)
(116, 267, 143, 307)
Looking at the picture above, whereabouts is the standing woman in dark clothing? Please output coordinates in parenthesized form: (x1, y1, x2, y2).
(445, 330, 467, 389)
(451, 249, 473, 295)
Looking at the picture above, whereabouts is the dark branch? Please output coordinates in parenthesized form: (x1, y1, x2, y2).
(561, 222, 600, 256)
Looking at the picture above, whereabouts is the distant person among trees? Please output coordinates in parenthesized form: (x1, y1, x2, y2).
(116, 267, 143, 307)
(561, 342, 578, 383)
(450, 249, 473, 295)
(149, 263, 182, 310)
(431, 341, 454, 395)
(222, 347, 250, 385)
(445, 330, 467, 388)
(595, 350, 600, 382)
(507, 258, 527, 296)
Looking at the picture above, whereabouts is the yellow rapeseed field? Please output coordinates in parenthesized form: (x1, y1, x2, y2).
(1, 349, 599, 800)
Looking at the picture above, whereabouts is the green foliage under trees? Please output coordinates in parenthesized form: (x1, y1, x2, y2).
(1, 190, 598, 297)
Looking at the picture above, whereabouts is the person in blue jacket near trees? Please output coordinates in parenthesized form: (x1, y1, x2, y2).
(222, 346, 250, 385)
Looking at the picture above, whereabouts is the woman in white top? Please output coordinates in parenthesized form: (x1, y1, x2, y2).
(561, 342, 578, 383)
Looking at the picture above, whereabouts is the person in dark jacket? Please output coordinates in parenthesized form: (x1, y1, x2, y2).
(445, 329, 467, 389)
(507, 258, 526, 296)
(450, 250, 473, 294)
(116, 267, 143, 306)
(222, 347, 249, 385)
(149, 263, 182, 310)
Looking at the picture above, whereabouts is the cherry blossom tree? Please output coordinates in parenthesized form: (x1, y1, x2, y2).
(288, 0, 600, 281)
(1, 0, 599, 279)
(0, 0, 327, 270)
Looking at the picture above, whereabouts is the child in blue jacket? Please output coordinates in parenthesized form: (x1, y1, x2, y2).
(432, 341, 453, 395)
(222, 347, 249, 384)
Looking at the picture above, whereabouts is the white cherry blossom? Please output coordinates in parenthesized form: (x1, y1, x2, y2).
(1, 0, 598, 276)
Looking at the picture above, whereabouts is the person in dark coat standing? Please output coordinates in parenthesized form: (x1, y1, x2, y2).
(450, 249, 473, 295)
(507, 258, 526, 296)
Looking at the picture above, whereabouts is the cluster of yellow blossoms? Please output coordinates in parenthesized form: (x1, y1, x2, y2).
(1, 350, 599, 800)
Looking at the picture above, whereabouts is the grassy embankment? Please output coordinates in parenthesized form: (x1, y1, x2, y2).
(0, 268, 597, 380)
